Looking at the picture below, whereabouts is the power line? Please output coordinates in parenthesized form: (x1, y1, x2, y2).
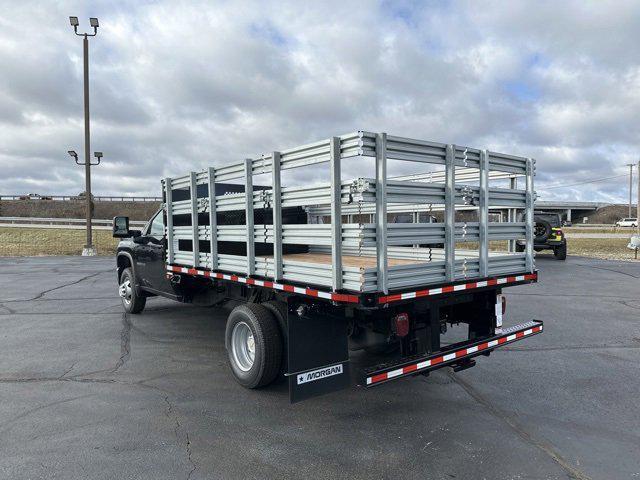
(539, 173, 627, 190)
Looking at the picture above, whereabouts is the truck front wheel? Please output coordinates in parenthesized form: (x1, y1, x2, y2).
(225, 304, 283, 389)
(119, 268, 146, 314)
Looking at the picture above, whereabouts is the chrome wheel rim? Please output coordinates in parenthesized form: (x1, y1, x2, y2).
(119, 278, 132, 305)
(231, 322, 255, 372)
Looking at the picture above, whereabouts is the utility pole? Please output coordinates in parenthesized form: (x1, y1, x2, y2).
(627, 163, 635, 218)
(68, 16, 101, 256)
(637, 160, 640, 234)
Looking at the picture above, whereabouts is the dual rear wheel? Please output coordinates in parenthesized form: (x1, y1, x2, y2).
(225, 302, 286, 389)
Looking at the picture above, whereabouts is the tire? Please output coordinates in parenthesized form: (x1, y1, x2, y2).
(262, 300, 288, 378)
(534, 219, 552, 242)
(554, 243, 567, 260)
(225, 303, 283, 389)
(262, 300, 288, 343)
(119, 268, 146, 314)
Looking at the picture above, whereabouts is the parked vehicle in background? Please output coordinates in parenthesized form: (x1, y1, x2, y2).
(616, 218, 638, 228)
(113, 130, 543, 403)
(517, 211, 566, 260)
(18, 193, 53, 200)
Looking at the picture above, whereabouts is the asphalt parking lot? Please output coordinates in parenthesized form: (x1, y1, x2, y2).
(0, 256, 638, 480)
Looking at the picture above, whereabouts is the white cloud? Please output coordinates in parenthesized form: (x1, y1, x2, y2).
(0, 0, 639, 202)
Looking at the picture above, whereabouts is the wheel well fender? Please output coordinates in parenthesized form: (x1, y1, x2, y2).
(117, 252, 137, 289)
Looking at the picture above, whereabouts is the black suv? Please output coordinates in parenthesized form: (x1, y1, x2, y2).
(516, 211, 567, 260)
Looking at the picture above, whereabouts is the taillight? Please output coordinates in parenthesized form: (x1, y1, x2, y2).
(394, 313, 410, 337)
(496, 294, 506, 316)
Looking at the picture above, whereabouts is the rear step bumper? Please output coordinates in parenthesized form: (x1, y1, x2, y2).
(363, 320, 543, 387)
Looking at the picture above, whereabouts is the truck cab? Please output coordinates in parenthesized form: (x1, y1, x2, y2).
(113, 211, 182, 313)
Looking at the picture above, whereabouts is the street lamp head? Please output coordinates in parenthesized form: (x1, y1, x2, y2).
(68, 150, 81, 164)
(89, 17, 99, 28)
(69, 16, 79, 27)
(94, 151, 103, 159)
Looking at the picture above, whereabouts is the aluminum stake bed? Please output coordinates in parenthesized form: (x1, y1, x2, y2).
(112, 130, 543, 403)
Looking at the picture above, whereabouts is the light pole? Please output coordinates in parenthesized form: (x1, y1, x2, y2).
(627, 163, 635, 218)
(68, 16, 101, 256)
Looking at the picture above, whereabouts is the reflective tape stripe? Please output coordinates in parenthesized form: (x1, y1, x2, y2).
(167, 265, 359, 304)
(378, 273, 537, 304)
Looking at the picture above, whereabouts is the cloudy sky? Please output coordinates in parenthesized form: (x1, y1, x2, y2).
(1, 0, 639, 201)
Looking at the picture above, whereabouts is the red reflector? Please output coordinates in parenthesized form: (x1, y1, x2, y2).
(394, 313, 410, 337)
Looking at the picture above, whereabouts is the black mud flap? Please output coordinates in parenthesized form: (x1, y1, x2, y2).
(286, 300, 350, 403)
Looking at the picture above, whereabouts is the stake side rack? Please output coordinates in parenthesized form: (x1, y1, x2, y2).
(162, 130, 536, 301)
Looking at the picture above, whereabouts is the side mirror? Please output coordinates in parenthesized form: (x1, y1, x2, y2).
(113, 216, 130, 238)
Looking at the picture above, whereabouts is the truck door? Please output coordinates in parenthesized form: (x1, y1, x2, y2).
(135, 210, 173, 294)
